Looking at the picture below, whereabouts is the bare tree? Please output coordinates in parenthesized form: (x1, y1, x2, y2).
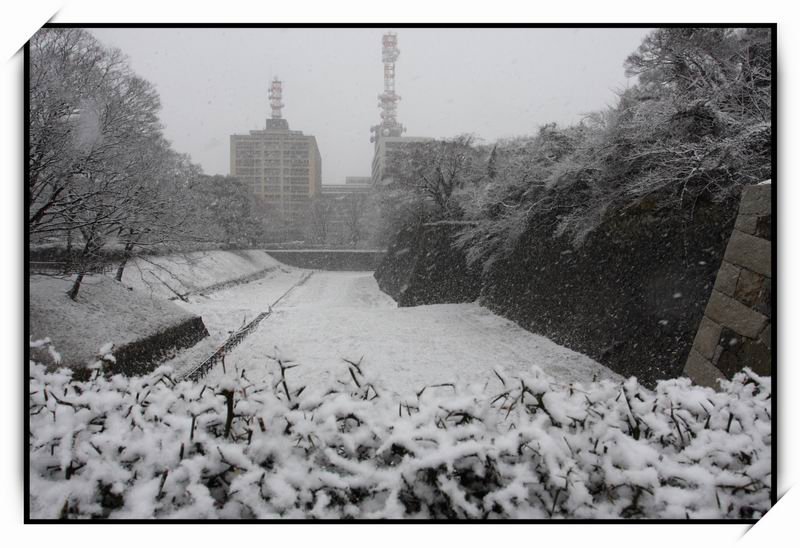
(307, 197, 332, 245)
(384, 135, 484, 219)
(185, 175, 271, 249)
(113, 145, 202, 281)
(342, 193, 368, 247)
(29, 30, 162, 238)
(28, 28, 191, 299)
(371, 135, 485, 245)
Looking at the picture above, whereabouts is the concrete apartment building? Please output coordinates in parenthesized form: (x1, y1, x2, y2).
(230, 78, 321, 233)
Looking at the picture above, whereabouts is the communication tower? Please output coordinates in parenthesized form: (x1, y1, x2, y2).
(269, 77, 284, 119)
(370, 32, 405, 143)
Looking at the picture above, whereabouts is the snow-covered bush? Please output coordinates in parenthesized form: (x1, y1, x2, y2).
(29, 356, 771, 519)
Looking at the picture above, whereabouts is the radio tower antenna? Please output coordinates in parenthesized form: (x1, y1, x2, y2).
(370, 32, 405, 143)
(269, 77, 284, 119)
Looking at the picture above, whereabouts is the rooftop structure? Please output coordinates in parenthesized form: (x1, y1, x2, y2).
(266, 77, 289, 130)
(269, 77, 284, 119)
(370, 32, 405, 143)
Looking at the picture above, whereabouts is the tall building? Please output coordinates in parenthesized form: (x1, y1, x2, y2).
(230, 77, 321, 233)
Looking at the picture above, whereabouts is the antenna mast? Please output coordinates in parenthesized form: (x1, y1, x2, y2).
(269, 77, 284, 119)
(370, 32, 405, 143)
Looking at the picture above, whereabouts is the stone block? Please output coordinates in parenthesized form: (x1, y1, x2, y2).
(735, 268, 766, 308)
(684, 349, 726, 388)
(713, 261, 740, 297)
(693, 316, 722, 360)
(705, 289, 768, 339)
(734, 214, 758, 235)
(724, 229, 771, 278)
(739, 184, 772, 216)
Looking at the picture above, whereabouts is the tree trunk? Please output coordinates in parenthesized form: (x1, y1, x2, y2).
(67, 270, 85, 301)
(67, 236, 94, 300)
(63, 229, 73, 275)
(115, 257, 127, 282)
(115, 242, 135, 282)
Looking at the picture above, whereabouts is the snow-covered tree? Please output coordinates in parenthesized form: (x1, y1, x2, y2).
(186, 174, 273, 248)
(112, 145, 202, 281)
(28, 28, 199, 299)
(451, 27, 772, 268)
(29, 29, 163, 240)
(384, 134, 484, 219)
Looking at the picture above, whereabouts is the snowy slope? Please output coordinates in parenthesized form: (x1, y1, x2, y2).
(120, 249, 282, 300)
(204, 271, 621, 396)
(29, 249, 286, 370)
(29, 274, 198, 368)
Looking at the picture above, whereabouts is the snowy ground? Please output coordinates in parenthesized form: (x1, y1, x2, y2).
(162, 263, 307, 375)
(191, 269, 621, 396)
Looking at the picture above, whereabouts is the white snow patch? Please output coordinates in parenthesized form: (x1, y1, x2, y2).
(204, 271, 620, 395)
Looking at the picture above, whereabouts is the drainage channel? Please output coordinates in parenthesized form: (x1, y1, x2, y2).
(179, 271, 314, 382)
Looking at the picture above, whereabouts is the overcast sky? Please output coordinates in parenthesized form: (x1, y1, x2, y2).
(89, 27, 652, 184)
